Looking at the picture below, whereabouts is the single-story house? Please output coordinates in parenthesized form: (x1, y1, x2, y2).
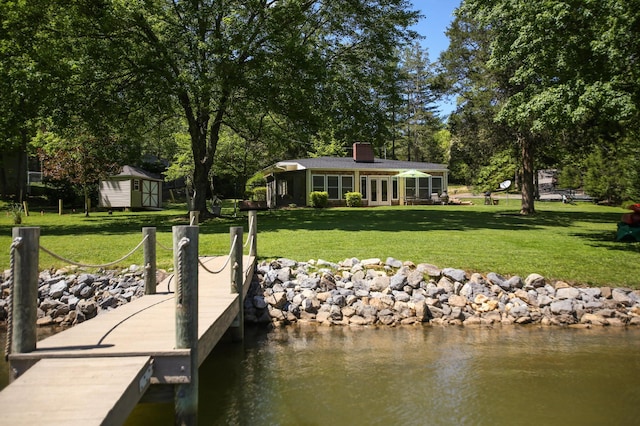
(262, 142, 449, 208)
(99, 165, 163, 210)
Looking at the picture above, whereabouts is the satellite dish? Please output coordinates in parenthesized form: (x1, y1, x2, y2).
(499, 180, 512, 190)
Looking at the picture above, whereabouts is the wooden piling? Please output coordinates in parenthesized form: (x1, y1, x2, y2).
(173, 225, 199, 426)
(143, 227, 156, 295)
(58, 199, 63, 215)
(248, 210, 257, 257)
(10, 227, 39, 377)
(229, 226, 244, 341)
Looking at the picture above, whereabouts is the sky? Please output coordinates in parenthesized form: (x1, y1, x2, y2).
(410, 0, 461, 116)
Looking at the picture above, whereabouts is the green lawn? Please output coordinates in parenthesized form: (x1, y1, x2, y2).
(1, 199, 638, 288)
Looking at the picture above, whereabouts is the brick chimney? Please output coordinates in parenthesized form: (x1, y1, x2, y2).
(353, 142, 375, 163)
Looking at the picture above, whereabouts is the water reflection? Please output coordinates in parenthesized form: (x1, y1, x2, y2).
(2, 325, 640, 425)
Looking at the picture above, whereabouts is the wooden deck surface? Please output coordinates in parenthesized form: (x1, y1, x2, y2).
(0, 356, 153, 425)
(0, 254, 255, 425)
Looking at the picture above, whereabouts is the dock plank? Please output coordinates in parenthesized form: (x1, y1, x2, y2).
(2, 254, 255, 423)
(0, 356, 152, 425)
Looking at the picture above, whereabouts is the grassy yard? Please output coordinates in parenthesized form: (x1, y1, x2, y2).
(1, 199, 638, 288)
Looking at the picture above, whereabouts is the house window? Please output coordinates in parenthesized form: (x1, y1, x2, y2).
(361, 176, 368, 199)
(312, 174, 354, 200)
(432, 176, 443, 194)
(312, 175, 325, 192)
(392, 177, 398, 200)
(341, 176, 353, 197)
(327, 175, 339, 199)
(278, 180, 288, 196)
(418, 177, 430, 199)
(405, 178, 416, 198)
(133, 179, 140, 191)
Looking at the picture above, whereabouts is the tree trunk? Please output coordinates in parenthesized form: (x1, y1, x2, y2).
(188, 103, 225, 218)
(17, 127, 29, 203)
(84, 186, 90, 217)
(519, 132, 536, 215)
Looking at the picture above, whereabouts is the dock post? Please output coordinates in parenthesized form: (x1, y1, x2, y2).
(248, 210, 257, 257)
(10, 227, 39, 378)
(229, 226, 244, 341)
(143, 227, 156, 295)
(173, 225, 199, 426)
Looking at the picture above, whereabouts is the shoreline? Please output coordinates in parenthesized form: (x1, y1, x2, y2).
(1, 258, 638, 330)
(246, 258, 640, 328)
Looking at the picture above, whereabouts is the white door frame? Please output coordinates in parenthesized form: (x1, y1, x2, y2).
(368, 176, 391, 206)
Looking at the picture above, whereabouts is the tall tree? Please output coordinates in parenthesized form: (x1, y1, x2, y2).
(437, 6, 513, 186)
(40, 0, 419, 216)
(395, 43, 443, 162)
(448, 0, 639, 213)
(0, 2, 55, 200)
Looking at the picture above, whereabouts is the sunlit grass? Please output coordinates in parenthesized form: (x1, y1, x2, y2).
(1, 198, 638, 288)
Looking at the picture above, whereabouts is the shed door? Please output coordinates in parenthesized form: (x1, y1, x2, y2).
(142, 180, 159, 207)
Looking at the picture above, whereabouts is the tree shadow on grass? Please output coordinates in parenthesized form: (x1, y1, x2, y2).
(257, 206, 620, 233)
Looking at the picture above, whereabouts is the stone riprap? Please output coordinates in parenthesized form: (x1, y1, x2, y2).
(1, 258, 639, 329)
(245, 258, 640, 327)
(0, 266, 154, 327)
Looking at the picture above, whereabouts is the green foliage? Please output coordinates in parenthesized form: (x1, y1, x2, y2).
(557, 165, 582, 190)
(164, 132, 194, 193)
(8, 203, 23, 225)
(393, 42, 444, 162)
(582, 145, 640, 205)
(252, 187, 267, 202)
(444, 0, 640, 214)
(246, 173, 266, 189)
(345, 192, 363, 207)
(309, 191, 329, 208)
(473, 150, 517, 192)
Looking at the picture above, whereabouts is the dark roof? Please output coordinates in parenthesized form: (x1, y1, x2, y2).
(112, 165, 163, 180)
(269, 156, 447, 173)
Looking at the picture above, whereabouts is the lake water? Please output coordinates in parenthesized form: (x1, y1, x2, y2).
(3, 325, 640, 425)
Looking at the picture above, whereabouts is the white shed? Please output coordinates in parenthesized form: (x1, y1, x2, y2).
(99, 165, 163, 209)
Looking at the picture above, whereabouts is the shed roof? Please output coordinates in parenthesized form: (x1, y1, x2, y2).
(110, 165, 163, 181)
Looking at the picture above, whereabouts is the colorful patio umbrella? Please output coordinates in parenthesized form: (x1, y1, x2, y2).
(393, 169, 431, 178)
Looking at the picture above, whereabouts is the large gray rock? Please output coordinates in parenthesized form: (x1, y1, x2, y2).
(550, 299, 574, 315)
(487, 272, 506, 287)
(49, 280, 68, 299)
(556, 287, 580, 300)
(389, 272, 407, 291)
(525, 273, 545, 288)
(385, 257, 403, 269)
(442, 268, 467, 283)
(612, 289, 632, 306)
(416, 263, 441, 278)
(370, 275, 390, 292)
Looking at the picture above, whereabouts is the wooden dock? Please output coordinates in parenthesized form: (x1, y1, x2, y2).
(0, 222, 257, 425)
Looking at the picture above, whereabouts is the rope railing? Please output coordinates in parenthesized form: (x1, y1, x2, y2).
(39, 234, 149, 269)
(198, 234, 238, 275)
(175, 237, 190, 306)
(157, 240, 174, 252)
(4, 237, 23, 360)
(243, 214, 255, 248)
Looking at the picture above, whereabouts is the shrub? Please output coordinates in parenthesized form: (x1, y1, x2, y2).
(246, 173, 266, 188)
(309, 191, 329, 208)
(252, 187, 267, 201)
(9, 203, 23, 225)
(345, 192, 362, 207)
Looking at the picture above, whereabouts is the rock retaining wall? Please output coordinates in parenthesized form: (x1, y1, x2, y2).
(246, 258, 640, 327)
(0, 266, 155, 327)
(2, 257, 639, 329)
